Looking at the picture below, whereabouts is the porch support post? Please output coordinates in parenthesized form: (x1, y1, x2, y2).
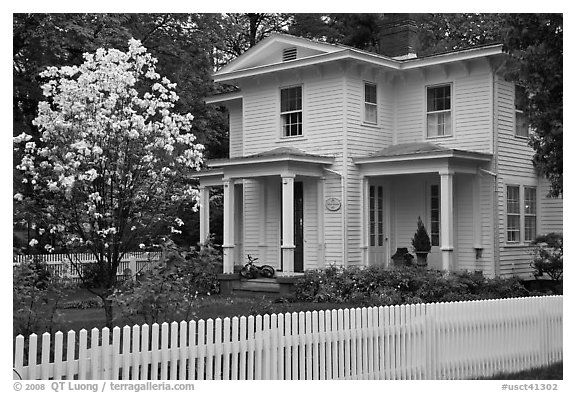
(472, 175, 482, 254)
(360, 176, 369, 266)
(222, 178, 235, 274)
(281, 174, 296, 273)
(317, 177, 326, 267)
(440, 170, 455, 271)
(198, 185, 210, 246)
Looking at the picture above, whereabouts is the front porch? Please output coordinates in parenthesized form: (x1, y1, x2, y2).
(195, 147, 335, 276)
(354, 142, 494, 273)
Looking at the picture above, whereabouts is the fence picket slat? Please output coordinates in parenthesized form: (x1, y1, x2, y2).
(170, 322, 179, 380)
(206, 319, 214, 380)
(111, 327, 121, 380)
(54, 332, 64, 380)
(214, 318, 223, 380)
(179, 321, 188, 380)
(78, 329, 88, 380)
(160, 323, 170, 380)
(150, 324, 160, 380)
(65, 331, 75, 380)
(41, 332, 51, 380)
(197, 320, 206, 380)
(101, 328, 111, 380)
(223, 318, 231, 380)
(122, 326, 131, 380)
(187, 321, 197, 380)
(132, 325, 141, 380)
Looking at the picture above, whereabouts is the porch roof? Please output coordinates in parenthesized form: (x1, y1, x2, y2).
(353, 142, 493, 176)
(195, 147, 335, 182)
(353, 142, 492, 164)
(209, 147, 335, 167)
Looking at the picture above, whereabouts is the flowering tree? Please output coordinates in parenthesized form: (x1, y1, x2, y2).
(13, 39, 204, 327)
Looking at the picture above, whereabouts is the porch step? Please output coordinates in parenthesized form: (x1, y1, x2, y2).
(232, 278, 281, 295)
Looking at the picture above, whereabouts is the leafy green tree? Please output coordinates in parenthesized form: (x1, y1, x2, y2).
(501, 14, 563, 197)
(13, 40, 204, 327)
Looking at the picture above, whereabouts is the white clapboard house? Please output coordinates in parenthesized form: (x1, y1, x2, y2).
(197, 20, 562, 281)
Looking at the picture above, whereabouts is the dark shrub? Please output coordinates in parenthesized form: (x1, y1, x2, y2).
(293, 265, 536, 306)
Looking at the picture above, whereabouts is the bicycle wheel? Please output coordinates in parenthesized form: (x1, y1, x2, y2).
(240, 266, 254, 279)
(260, 265, 275, 278)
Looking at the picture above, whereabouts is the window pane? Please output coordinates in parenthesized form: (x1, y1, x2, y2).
(427, 112, 452, 137)
(525, 187, 537, 214)
(365, 83, 377, 104)
(427, 85, 451, 112)
(507, 186, 520, 214)
(507, 215, 520, 242)
(365, 104, 377, 123)
(281, 86, 302, 112)
(525, 216, 536, 242)
(516, 112, 529, 137)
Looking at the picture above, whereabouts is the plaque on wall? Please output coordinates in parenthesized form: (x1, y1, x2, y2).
(325, 197, 341, 211)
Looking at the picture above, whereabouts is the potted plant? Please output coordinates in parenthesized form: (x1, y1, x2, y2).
(412, 216, 432, 267)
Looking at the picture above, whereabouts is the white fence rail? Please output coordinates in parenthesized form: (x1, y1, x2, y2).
(13, 296, 562, 380)
(13, 252, 162, 282)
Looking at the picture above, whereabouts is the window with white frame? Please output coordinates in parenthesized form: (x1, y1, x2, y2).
(364, 82, 377, 124)
(507, 185, 537, 243)
(515, 85, 529, 138)
(280, 86, 303, 137)
(426, 84, 452, 137)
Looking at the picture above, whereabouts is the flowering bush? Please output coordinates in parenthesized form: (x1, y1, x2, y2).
(112, 240, 221, 325)
(13, 39, 204, 326)
(531, 232, 563, 283)
(293, 265, 532, 306)
(13, 258, 70, 336)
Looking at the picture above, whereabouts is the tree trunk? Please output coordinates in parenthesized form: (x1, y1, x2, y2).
(103, 296, 114, 328)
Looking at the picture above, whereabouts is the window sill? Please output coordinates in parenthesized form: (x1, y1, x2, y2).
(362, 122, 380, 129)
(276, 136, 307, 143)
(514, 134, 530, 140)
(426, 134, 454, 140)
(504, 243, 534, 248)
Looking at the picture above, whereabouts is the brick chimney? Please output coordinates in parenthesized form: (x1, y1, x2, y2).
(378, 14, 419, 59)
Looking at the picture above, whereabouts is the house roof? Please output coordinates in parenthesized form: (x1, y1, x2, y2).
(353, 142, 492, 164)
(211, 32, 504, 84)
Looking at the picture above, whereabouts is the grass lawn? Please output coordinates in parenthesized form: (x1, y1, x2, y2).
(481, 362, 563, 380)
(52, 289, 352, 333)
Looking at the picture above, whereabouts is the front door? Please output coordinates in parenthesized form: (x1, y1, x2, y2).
(368, 184, 388, 266)
(280, 181, 305, 272)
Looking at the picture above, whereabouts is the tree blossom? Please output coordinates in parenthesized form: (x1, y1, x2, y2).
(13, 39, 204, 327)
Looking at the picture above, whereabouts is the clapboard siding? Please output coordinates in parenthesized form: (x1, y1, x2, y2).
(302, 178, 318, 269)
(240, 68, 344, 158)
(228, 100, 243, 158)
(495, 79, 536, 178)
(538, 178, 563, 235)
(394, 68, 492, 153)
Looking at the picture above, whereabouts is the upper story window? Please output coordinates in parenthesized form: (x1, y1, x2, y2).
(281, 86, 303, 137)
(364, 82, 378, 124)
(426, 84, 452, 137)
(515, 85, 529, 138)
(506, 185, 537, 243)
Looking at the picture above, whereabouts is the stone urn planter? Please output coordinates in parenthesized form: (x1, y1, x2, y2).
(412, 216, 432, 269)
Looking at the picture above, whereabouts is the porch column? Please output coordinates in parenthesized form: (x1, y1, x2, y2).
(198, 185, 210, 246)
(440, 171, 455, 271)
(360, 176, 369, 266)
(222, 178, 235, 274)
(281, 174, 296, 273)
(317, 177, 326, 267)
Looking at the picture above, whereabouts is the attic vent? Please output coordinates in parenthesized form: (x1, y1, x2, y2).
(282, 47, 297, 62)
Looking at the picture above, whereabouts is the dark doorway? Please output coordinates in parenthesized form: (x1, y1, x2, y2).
(294, 181, 304, 272)
(280, 181, 304, 272)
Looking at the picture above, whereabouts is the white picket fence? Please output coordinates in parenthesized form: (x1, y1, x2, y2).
(13, 295, 562, 380)
(13, 252, 162, 283)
